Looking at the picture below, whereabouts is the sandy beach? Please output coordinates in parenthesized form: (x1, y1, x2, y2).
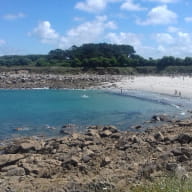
(104, 75, 192, 99)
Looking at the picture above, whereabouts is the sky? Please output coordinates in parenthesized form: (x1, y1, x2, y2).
(0, 0, 192, 58)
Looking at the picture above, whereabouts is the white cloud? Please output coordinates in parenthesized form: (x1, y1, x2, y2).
(105, 32, 160, 58)
(154, 33, 174, 44)
(167, 26, 180, 33)
(153, 31, 192, 57)
(137, 31, 192, 58)
(0, 42, 25, 56)
(75, 0, 120, 13)
(74, 17, 85, 21)
(30, 16, 117, 49)
(59, 16, 116, 48)
(121, 0, 146, 11)
(106, 32, 142, 47)
(105, 30, 192, 58)
(0, 39, 6, 46)
(30, 21, 59, 44)
(145, 0, 178, 3)
(184, 17, 192, 22)
(75, 0, 106, 12)
(75, 0, 178, 13)
(177, 32, 191, 43)
(29, 13, 192, 59)
(3, 12, 25, 20)
(0, 47, 25, 56)
(137, 5, 177, 25)
(0, 39, 25, 56)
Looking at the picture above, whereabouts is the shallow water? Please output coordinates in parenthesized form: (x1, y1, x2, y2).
(0, 89, 185, 139)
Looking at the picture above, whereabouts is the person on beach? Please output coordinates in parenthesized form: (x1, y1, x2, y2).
(179, 91, 181, 97)
(174, 90, 177, 96)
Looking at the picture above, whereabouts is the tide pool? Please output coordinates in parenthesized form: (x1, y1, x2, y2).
(0, 89, 182, 139)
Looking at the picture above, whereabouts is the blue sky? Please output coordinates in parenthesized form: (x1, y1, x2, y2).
(0, 0, 192, 58)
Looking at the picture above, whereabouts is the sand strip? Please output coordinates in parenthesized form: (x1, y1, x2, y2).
(105, 75, 192, 99)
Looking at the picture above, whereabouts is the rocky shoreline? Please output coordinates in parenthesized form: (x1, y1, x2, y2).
(1, 117, 192, 191)
(0, 71, 121, 89)
(0, 71, 192, 191)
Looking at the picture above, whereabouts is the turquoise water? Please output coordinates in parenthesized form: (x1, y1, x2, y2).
(0, 89, 181, 139)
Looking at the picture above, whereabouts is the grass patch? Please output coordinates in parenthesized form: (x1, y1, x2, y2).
(131, 176, 192, 192)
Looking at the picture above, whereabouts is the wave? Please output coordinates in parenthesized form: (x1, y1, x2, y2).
(32, 87, 49, 90)
(81, 94, 89, 99)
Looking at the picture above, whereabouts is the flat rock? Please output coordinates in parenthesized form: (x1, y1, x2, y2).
(6, 167, 25, 176)
(87, 129, 100, 138)
(1, 165, 18, 172)
(176, 133, 192, 144)
(100, 157, 111, 167)
(62, 156, 79, 169)
(20, 140, 42, 152)
(154, 132, 164, 141)
(0, 154, 25, 167)
(99, 130, 112, 137)
(103, 126, 118, 133)
(82, 155, 92, 163)
(151, 114, 171, 122)
(111, 132, 121, 139)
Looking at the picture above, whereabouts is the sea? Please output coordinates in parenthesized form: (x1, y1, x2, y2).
(0, 89, 190, 140)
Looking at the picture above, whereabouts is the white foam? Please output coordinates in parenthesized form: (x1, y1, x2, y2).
(32, 87, 49, 90)
(81, 94, 89, 98)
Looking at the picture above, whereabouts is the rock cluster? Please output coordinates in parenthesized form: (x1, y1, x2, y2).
(0, 71, 121, 89)
(1, 120, 192, 191)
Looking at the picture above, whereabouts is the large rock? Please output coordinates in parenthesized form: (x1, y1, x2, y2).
(20, 156, 62, 177)
(57, 144, 68, 153)
(151, 114, 170, 122)
(60, 124, 77, 135)
(6, 167, 25, 176)
(20, 140, 43, 152)
(100, 157, 111, 167)
(141, 163, 157, 179)
(88, 181, 115, 192)
(131, 135, 143, 144)
(166, 163, 178, 171)
(177, 155, 189, 162)
(62, 156, 80, 169)
(176, 133, 192, 144)
(99, 130, 112, 137)
(4, 139, 44, 154)
(103, 125, 118, 133)
(131, 125, 142, 130)
(178, 120, 192, 127)
(154, 132, 164, 141)
(81, 149, 95, 163)
(111, 132, 121, 139)
(171, 148, 183, 156)
(181, 147, 192, 159)
(82, 155, 92, 163)
(0, 154, 25, 167)
(21, 163, 40, 175)
(159, 151, 173, 161)
(1, 165, 18, 172)
(86, 129, 100, 138)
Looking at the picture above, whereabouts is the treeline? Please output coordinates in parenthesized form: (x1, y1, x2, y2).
(1, 43, 192, 73)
